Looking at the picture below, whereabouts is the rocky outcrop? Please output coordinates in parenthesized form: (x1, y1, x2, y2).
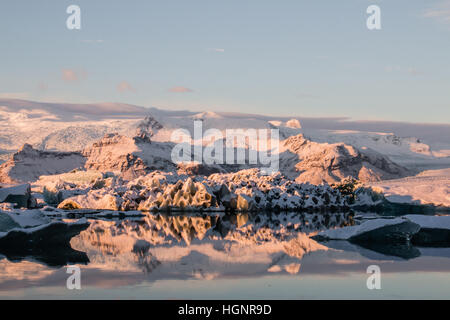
(135, 116, 163, 138)
(82, 133, 176, 180)
(280, 134, 409, 184)
(0, 130, 411, 187)
(0, 144, 85, 183)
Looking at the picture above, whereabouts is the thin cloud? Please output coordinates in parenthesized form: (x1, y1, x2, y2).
(169, 86, 193, 93)
(117, 81, 135, 93)
(385, 66, 423, 76)
(61, 69, 87, 83)
(385, 65, 401, 73)
(424, 0, 450, 24)
(37, 82, 48, 91)
(81, 40, 104, 43)
(207, 48, 225, 53)
(407, 67, 423, 76)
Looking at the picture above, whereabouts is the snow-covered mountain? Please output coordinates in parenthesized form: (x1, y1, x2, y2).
(1, 98, 448, 165)
(0, 132, 410, 185)
(302, 129, 450, 171)
(279, 134, 409, 184)
(0, 144, 85, 184)
(83, 133, 176, 180)
(0, 98, 448, 186)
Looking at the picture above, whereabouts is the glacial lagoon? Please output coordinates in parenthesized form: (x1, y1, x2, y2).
(1, 212, 450, 300)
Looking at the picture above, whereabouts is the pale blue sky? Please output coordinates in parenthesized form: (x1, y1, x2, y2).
(0, 0, 449, 123)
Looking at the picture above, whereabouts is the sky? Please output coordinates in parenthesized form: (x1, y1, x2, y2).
(0, 0, 449, 123)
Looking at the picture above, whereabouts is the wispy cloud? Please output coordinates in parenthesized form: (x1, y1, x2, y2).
(424, 0, 450, 24)
(385, 65, 423, 76)
(61, 68, 87, 83)
(207, 48, 225, 53)
(406, 67, 423, 76)
(117, 81, 135, 93)
(37, 82, 48, 91)
(81, 40, 104, 43)
(169, 86, 194, 93)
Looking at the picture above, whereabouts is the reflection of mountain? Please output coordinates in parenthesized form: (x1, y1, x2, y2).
(3, 213, 450, 295)
(70, 212, 347, 277)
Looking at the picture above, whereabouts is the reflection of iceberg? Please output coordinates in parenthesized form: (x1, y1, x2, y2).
(69, 212, 334, 278)
(0, 259, 56, 283)
(0, 212, 90, 267)
(313, 214, 450, 260)
(322, 240, 420, 261)
(0, 247, 89, 268)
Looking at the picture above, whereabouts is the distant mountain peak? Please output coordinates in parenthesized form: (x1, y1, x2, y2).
(136, 116, 163, 138)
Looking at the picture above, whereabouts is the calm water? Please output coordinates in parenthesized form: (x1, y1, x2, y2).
(1, 212, 450, 299)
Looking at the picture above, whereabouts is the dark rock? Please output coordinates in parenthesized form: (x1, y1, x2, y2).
(350, 221, 421, 244)
(412, 228, 450, 247)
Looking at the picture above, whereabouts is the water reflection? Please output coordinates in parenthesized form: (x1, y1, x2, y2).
(1, 212, 450, 299)
(68, 211, 345, 277)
